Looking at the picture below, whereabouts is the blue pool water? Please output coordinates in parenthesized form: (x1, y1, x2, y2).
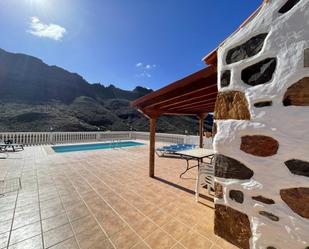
(52, 141, 145, 153)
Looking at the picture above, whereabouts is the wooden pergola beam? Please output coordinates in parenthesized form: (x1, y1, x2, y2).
(138, 79, 216, 109)
(167, 97, 217, 111)
(169, 104, 216, 113)
(142, 106, 215, 116)
(162, 110, 211, 116)
(145, 83, 217, 110)
(155, 90, 218, 110)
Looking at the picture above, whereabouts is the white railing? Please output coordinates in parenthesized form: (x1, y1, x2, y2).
(130, 132, 186, 144)
(0, 131, 212, 147)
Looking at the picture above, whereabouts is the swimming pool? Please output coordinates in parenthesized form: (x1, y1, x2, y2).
(52, 141, 145, 153)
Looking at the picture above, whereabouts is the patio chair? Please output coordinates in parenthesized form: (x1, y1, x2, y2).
(0, 142, 24, 152)
(4, 139, 13, 144)
(0, 143, 24, 152)
(195, 160, 214, 202)
(0, 146, 8, 159)
(156, 144, 196, 157)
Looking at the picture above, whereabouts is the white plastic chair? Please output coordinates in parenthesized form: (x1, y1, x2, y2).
(195, 161, 214, 202)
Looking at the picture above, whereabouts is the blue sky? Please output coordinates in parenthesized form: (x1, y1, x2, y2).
(0, 0, 261, 90)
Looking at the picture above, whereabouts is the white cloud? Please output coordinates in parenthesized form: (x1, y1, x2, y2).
(138, 72, 152, 78)
(145, 64, 156, 69)
(135, 62, 156, 78)
(28, 16, 66, 41)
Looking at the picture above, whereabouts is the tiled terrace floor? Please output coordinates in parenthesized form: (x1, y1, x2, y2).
(0, 142, 238, 249)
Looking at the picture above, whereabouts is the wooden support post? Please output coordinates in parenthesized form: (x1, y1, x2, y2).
(149, 117, 157, 177)
(198, 113, 207, 148)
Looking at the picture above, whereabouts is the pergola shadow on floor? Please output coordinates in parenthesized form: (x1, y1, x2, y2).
(153, 176, 214, 207)
(132, 66, 217, 177)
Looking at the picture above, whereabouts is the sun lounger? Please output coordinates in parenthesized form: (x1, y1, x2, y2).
(0, 146, 8, 159)
(156, 144, 196, 157)
(0, 142, 24, 152)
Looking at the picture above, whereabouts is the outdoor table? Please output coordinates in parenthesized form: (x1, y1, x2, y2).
(174, 148, 215, 178)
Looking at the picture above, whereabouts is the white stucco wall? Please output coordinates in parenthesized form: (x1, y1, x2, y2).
(214, 0, 309, 248)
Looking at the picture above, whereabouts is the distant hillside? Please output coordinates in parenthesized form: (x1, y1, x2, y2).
(0, 48, 152, 103)
(0, 48, 201, 133)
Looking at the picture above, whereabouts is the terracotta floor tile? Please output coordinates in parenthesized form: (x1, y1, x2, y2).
(75, 225, 108, 249)
(8, 235, 42, 249)
(40, 197, 63, 210)
(98, 211, 126, 237)
(60, 188, 79, 196)
(193, 221, 217, 243)
(93, 186, 114, 197)
(176, 212, 199, 227)
(214, 236, 239, 249)
(49, 237, 79, 249)
(58, 190, 72, 197)
(40, 193, 60, 203)
(43, 223, 74, 248)
(132, 199, 157, 216)
(88, 239, 114, 249)
(130, 217, 158, 239)
(87, 202, 110, 216)
(92, 206, 116, 222)
(162, 203, 181, 217)
(171, 243, 186, 249)
(9, 222, 41, 246)
(110, 200, 132, 215)
(131, 241, 150, 249)
(110, 225, 141, 249)
(145, 228, 177, 249)
(81, 188, 98, 197)
(180, 230, 213, 249)
(124, 193, 146, 205)
(210, 245, 222, 249)
(120, 208, 145, 225)
(42, 213, 69, 232)
(71, 215, 97, 235)
(102, 194, 125, 209)
(66, 203, 90, 221)
(40, 205, 66, 220)
(162, 219, 190, 241)
(148, 209, 172, 227)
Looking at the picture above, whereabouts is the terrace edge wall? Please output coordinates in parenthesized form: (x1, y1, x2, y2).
(0, 131, 210, 147)
(213, 1, 309, 248)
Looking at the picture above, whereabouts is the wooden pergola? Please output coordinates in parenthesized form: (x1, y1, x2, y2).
(130, 0, 263, 177)
(131, 65, 217, 177)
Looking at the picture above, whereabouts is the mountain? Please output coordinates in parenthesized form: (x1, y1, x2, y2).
(0, 48, 200, 133)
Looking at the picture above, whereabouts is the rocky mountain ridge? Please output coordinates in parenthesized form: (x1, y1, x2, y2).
(0, 48, 200, 133)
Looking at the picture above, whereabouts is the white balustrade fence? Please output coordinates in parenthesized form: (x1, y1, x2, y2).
(130, 132, 186, 144)
(0, 131, 211, 146)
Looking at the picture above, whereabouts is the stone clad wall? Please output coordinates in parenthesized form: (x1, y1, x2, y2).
(213, 0, 309, 248)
